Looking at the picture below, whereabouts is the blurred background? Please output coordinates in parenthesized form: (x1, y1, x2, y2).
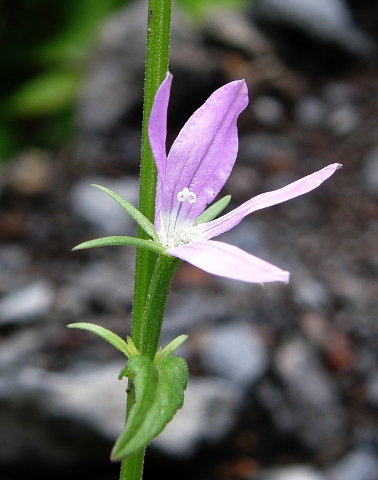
(1, 0, 378, 479)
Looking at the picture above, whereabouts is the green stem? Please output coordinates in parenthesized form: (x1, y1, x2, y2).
(119, 450, 145, 480)
(139, 255, 180, 360)
(119, 255, 178, 480)
(132, 0, 173, 346)
(121, 1, 173, 479)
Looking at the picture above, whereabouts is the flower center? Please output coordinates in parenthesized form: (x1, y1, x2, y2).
(177, 187, 196, 204)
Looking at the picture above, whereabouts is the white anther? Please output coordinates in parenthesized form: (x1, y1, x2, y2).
(177, 187, 197, 204)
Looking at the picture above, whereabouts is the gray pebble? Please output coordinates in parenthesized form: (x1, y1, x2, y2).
(327, 104, 360, 136)
(362, 147, 378, 197)
(200, 322, 269, 387)
(252, 0, 375, 57)
(327, 446, 378, 480)
(292, 271, 331, 309)
(153, 376, 242, 456)
(0, 280, 55, 325)
(273, 338, 345, 452)
(252, 95, 285, 127)
(70, 176, 139, 235)
(262, 465, 327, 480)
(293, 96, 327, 129)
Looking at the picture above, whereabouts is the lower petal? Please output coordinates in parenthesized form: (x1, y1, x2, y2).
(168, 240, 289, 284)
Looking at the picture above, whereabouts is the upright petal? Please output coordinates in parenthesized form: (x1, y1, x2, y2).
(200, 163, 341, 240)
(148, 72, 172, 179)
(148, 72, 172, 232)
(162, 79, 249, 235)
(168, 240, 290, 284)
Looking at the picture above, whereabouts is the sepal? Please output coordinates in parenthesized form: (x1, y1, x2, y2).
(153, 334, 188, 364)
(67, 322, 139, 358)
(91, 185, 159, 241)
(194, 195, 231, 225)
(73, 236, 166, 255)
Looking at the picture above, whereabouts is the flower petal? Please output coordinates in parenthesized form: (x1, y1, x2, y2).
(200, 163, 341, 240)
(162, 79, 249, 232)
(168, 240, 289, 284)
(148, 72, 172, 232)
(148, 72, 172, 179)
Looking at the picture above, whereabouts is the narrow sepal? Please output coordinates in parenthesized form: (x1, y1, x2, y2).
(68, 322, 136, 358)
(153, 334, 188, 364)
(194, 195, 231, 225)
(91, 184, 159, 241)
(72, 236, 166, 255)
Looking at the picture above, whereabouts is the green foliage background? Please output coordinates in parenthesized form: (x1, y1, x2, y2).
(0, 0, 247, 161)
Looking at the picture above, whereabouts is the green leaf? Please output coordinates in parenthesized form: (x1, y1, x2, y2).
(111, 355, 189, 460)
(67, 322, 135, 358)
(72, 236, 166, 255)
(9, 71, 79, 117)
(194, 195, 231, 225)
(92, 185, 159, 241)
(176, 0, 248, 20)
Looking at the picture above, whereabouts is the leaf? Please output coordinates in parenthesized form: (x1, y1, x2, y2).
(92, 185, 159, 241)
(111, 355, 189, 460)
(9, 71, 79, 116)
(194, 195, 231, 225)
(67, 322, 134, 358)
(72, 236, 166, 255)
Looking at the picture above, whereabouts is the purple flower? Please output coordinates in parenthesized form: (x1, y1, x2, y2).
(148, 73, 339, 284)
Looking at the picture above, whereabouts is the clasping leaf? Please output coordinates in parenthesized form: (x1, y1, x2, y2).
(111, 354, 188, 460)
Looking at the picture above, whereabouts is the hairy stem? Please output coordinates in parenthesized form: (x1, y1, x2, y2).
(132, 0, 173, 345)
(120, 1, 173, 479)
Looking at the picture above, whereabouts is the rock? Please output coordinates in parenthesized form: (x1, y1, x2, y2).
(70, 176, 139, 235)
(0, 245, 31, 295)
(257, 379, 297, 434)
(5, 149, 54, 196)
(291, 270, 331, 309)
(0, 329, 45, 371)
(76, 0, 215, 135)
(204, 7, 273, 57)
(252, 95, 285, 127)
(251, 0, 376, 57)
(41, 363, 127, 439)
(163, 288, 236, 331)
(321, 82, 360, 135)
(366, 371, 378, 406)
(237, 133, 298, 175)
(0, 244, 29, 274)
(199, 322, 269, 387)
(0, 280, 55, 325)
(262, 465, 327, 480)
(152, 376, 242, 456)
(326, 103, 360, 136)
(272, 338, 345, 452)
(293, 96, 327, 129)
(0, 362, 241, 462)
(327, 446, 378, 480)
(73, 255, 134, 311)
(322, 82, 355, 106)
(223, 164, 262, 202)
(362, 146, 378, 197)
(0, 362, 125, 466)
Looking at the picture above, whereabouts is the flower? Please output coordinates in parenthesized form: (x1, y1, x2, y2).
(148, 73, 340, 284)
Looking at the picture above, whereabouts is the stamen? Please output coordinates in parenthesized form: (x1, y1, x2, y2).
(177, 187, 197, 203)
